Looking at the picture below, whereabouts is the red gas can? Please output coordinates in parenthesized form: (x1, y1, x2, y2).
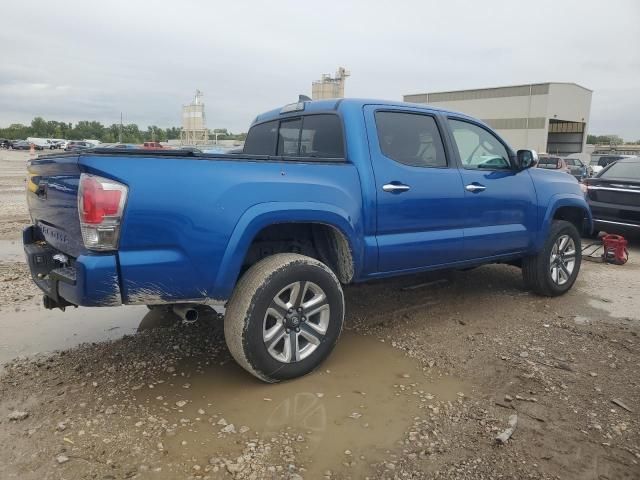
(602, 234, 628, 265)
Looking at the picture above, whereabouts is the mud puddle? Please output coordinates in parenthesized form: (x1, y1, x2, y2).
(133, 334, 465, 477)
(0, 238, 24, 262)
(0, 305, 174, 365)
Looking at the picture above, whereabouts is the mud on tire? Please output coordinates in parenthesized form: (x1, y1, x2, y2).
(224, 253, 345, 383)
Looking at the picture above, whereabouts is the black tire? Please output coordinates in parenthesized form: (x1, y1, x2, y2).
(224, 253, 344, 383)
(522, 220, 582, 296)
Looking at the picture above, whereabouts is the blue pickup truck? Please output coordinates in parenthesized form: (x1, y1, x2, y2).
(24, 99, 592, 382)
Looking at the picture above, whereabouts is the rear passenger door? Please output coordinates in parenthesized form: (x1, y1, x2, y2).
(364, 106, 466, 272)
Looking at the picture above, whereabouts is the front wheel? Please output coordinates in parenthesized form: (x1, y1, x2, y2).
(522, 220, 582, 296)
(224, 253, 345, 383)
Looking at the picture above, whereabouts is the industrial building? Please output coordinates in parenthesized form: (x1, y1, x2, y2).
(404, 83, 592, 155)
(312, 67, 350, 100)
(181, 90, 209, 145)
(592, 144, 640, 156)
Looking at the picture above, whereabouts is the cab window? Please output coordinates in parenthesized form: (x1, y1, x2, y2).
(277, 118, 302, 156)
(374, 111, 447, 167)
(243, 120, 278, 155)
(448, 119, 511, 170)
(244, 115, 344, 159)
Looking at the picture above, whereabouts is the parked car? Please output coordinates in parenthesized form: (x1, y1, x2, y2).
(584, 156, 640, 235)
(537, 155, 571, 174)
(23, 99, 591, 382)
(142, 141, 164, 149)
(11, 140, 43, 150)
(590, 155, 635, 176)
(64, 141, 94, 152)
(26, 137, 57, 150)
(564, 157, 589, 180)
(105, 143, 139, 149)
(0, 138, 10, 149)
(10, 140, 32, 150)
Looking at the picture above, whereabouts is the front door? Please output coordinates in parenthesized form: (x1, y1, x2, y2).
(446, 117, 537, 260)
(364, 106, 466, 273)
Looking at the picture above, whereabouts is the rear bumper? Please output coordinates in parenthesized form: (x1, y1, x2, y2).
(593, 218, 640, 230)
(589, 200, 640, 231)
(23, 225, 122, 307)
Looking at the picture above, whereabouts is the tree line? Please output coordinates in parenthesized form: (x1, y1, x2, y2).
(587, 134, 640, 145)
(3, 117, 634, 146)
(0, 117, 246, 143)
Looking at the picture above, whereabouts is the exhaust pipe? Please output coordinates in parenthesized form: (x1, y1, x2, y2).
(172, 304, 199, 323)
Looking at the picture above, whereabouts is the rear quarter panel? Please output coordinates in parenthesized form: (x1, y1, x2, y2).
(79, 154, 363, 304)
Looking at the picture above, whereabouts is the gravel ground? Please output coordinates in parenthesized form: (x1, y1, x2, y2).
(0, 149, 638, 479)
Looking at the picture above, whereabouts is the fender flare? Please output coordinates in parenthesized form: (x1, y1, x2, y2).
(537, 193, 592, 249)
(213, 201, 362, 299)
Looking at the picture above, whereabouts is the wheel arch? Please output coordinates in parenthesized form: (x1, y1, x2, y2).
(213, 202, 361, 300)
(537, 194, 592, 250)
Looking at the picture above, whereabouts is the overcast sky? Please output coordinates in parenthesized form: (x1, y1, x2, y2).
(1, 0, 639, 139)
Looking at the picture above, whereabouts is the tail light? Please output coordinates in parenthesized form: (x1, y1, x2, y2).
(78, 173, 128, 251)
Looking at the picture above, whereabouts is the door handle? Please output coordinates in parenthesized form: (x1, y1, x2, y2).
(465, 184, 486, 193)
(382, 183, 410, 193)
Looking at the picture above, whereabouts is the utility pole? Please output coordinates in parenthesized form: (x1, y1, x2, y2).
(119, 112, 123, 143)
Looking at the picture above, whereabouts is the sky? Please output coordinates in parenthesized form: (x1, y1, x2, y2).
(1, 0, 639, 139)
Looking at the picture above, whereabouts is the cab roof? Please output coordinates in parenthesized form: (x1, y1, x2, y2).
(252, 98, 476, 125)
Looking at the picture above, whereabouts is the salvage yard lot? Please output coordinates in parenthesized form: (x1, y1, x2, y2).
(0, 150, 638, 479)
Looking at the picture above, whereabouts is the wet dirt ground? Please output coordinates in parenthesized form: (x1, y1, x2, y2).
(1, 149, 639, 479)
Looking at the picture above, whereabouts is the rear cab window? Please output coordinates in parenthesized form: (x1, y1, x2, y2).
(538, 157, 561, 169)
(243, 120, 278, 155)
(244, 114, 345, 160)
(277, 118, 302, 156)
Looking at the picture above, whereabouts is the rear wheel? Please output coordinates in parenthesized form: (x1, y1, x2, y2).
(224, 253, 344, 382)
(522, 220, 582, 296)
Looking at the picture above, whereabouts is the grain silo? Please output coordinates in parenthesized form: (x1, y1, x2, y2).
(180, 90, 209, 145)
(312, 67, 350, 100)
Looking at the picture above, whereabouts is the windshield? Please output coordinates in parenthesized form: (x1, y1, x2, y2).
(599, 161, 640, 180)
(598, 156, 624, 167)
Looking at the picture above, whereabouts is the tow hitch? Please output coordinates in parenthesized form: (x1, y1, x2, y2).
(42, 294, 76, 311)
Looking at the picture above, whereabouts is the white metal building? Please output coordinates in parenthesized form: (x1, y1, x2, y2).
(404, 83, 592, 155)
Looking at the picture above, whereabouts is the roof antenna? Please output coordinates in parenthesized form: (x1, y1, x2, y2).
(298, 95, 312, 102)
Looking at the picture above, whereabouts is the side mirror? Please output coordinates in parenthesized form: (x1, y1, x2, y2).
(516, 149, 538, 170)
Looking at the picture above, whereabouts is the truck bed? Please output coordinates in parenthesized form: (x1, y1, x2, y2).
(25, 149, 363, 306)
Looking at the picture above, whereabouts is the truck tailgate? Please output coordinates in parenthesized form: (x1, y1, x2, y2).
(27, 154, 85, 257)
